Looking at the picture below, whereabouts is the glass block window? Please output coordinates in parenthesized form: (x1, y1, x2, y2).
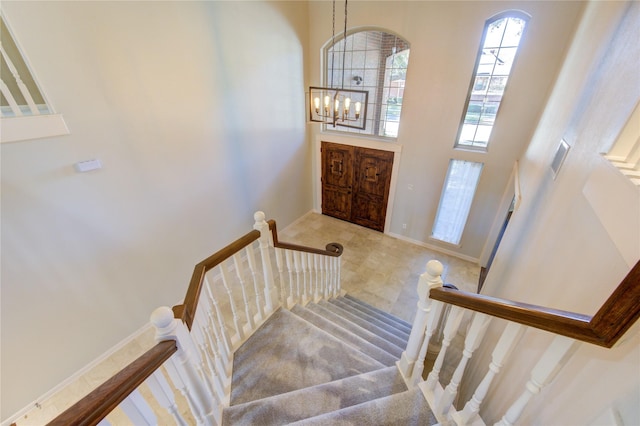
(325, 30, 410, 138)
(456, 13, 529, 150)
(431, 160, 484, 245)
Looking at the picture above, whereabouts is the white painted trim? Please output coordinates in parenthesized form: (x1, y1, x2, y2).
(478, 161, 519, 268)
(1, 114, 69, 143)
(313, 133, 403, 233)
(388, 231, 480, 264)
(2, 322, 154, 426)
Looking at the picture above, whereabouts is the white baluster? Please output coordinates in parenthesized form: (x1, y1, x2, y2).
(409, 301, 444, 387)
(233, 253, 254, 331)
(118, 389, 157, 425)
(335, 255, 342, 295)
(199, 288, 230, 379)
(151, 306, 221, 425)
(274, 247, 289, 307)
(307, 253, 315, 300)
(284, 249, 296, 306)
(253, 211, 275, 312)
(192, 309, 226, 404)
(0, 43, 39, 115)
(454, 322, 526, 425)
(399, 260, 444, 379)
(219, 262, 244, 341)
(0, 80, 22, 117)
(300, 251, 309, 303)
(245, 245, 264, 321)
(323, 256, 330, 299)
(204, 277, 232, 359)
(423, 306, 465, 391)
(495, 335, 580, 426)
(313, 254, 321, 302)
(436, 312, 492, 421)
(327, 254, 335, 297)
(293, 250, 304, 304)
(146, 370, 188, 426)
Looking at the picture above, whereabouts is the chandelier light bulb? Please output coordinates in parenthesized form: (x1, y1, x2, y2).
(314, 97, 320, 113)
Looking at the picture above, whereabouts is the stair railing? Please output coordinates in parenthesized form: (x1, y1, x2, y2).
(47, 211, 344, 426)
(399, 259, 640, 426)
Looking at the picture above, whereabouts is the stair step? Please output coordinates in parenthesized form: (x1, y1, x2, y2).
(230, 309, 385, 405)
(222, 366, 406, 425)
(338, 295, 412, 334)
(319, 301, 409, 348)
(329, 298, 411, 340)
(291, 305, 398, 366)
(306, 302, 405, 357)
(289, 387, 437, 426)
(343, 294, 413, 330)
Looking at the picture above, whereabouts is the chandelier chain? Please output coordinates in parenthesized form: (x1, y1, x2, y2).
(341, 0, 347, 90)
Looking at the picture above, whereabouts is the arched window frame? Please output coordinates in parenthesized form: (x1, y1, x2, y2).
(322, 27, 411, 139)
(454, 11, 530, 151)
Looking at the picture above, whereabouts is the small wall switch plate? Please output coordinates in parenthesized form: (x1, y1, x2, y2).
(74, 159, 102, 173)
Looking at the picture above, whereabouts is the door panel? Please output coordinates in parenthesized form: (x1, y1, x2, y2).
(321, 141, 394, 232)
(351, 148, 394, 231)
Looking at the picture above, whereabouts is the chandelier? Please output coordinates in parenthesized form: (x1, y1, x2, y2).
(309, 0, 368, 130)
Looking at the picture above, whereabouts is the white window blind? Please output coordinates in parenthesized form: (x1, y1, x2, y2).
(431, 160, 484, 245)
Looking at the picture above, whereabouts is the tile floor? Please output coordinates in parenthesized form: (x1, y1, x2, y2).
(12, 212, 480, 425)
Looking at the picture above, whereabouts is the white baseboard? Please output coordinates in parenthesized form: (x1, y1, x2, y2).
(387, 232, 480, 264)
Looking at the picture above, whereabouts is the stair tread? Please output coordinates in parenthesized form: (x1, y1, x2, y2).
(222, 366, 406, 425)
(230, 309, 385, 405)
(329, 298, 411, 338)
(343, 294, 413, 329)
(307, 302, 405, 356)
(290, 304, 398, 366)
(289, 387, 437, 426)
(319, 300, 409, 347)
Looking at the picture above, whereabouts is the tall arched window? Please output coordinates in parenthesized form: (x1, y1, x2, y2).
(324, 29, 410, 138)
(455, 12, 529, 150)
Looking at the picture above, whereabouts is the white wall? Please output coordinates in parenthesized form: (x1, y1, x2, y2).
(0, 1, 311, 420)
(463, 1, 640, 424)
(307, 1, 584, 261)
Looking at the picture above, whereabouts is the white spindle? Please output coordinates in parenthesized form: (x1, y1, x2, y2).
(274, 247, 289, 307)
(146, 370, 188, 426)
(313, 254, 321, 302)
(300, 251, 309, 303)
(151, 306, 221, 425)
(495, 335, 580, 426)
(192, 309, 225, 404)
(409, 300, 444, 386)
(436, 312, 491, 420)
(233, 253, 255, 331)
(454, 322, 526, 425)
(219, 262, 244, 341)
(0, 43, 39, 115)
(284, 249, 296, 305)
(335, 256, 341, 295)
(323, 256, 330, 298)
(205, 277, 232, 358)
(245, 245, 264, 321)
(293, 250, 304, 303)
(423, 305, 466, 391)
(399, 260, 444, 379)
(253, 211, 275, 312)
(199, 288, 231, 378)
(119, 390, 157, 426)
(0, 80, 21, 117)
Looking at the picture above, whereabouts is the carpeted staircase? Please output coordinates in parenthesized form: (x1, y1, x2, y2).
(223, 294, 437, 425)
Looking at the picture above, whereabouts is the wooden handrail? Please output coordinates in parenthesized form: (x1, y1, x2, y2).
(173, 229, 261, 330)
(47, 340, 177, 426)
(267, 219, 343, 257)
(429, 259, 640, 348)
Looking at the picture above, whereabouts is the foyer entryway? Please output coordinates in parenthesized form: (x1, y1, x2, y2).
(321, 141, 394, 232)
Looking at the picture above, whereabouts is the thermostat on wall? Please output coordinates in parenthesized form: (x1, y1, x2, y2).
(74, 159, 102, 173)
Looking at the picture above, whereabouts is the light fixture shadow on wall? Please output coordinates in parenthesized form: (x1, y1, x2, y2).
(309, 87, 368, 130)
(308, 0, 369, 130)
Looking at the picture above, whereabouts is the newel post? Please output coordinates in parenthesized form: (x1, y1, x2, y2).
(151, 307, 220, 425)
(253, 211, 275, 313)
(398, 259, 444, 380)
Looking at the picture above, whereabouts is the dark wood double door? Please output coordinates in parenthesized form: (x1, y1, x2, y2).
(321, 142, 394, 232)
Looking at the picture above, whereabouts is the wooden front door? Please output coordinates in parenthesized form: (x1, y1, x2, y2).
(321, 142, 394, 232)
